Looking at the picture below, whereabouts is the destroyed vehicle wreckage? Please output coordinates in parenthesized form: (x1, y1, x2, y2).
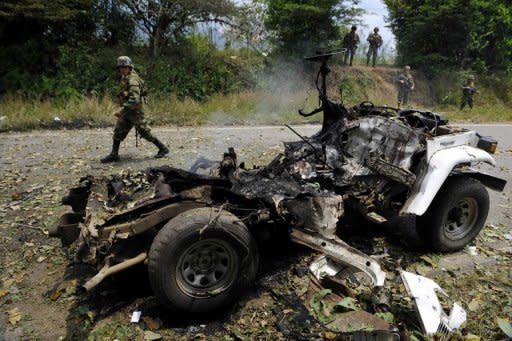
(51, 50, 506, 319)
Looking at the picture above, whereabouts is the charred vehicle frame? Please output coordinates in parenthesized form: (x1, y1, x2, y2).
(51, 50, 506, 314)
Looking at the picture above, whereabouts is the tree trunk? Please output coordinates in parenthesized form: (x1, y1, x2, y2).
(152, 5, 168, 57)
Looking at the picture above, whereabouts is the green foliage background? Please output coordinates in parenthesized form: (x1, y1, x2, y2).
(0, 37, 262, 102)
(0, 0, 264, 101)
(384, 0, 512, 76)
(264, 0, 362, 55)
(0, 0, 511, 128)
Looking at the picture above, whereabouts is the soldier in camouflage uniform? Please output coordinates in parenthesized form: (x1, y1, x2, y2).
(101, 56, 169, 163)
(396, 65, 415, 108)
(460, 75, 477, 110)
(342, 26, 360, 66)
(366, 27, 383, 67)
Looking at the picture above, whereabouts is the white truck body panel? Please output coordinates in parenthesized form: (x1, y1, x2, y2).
(400, 137, 495, 216)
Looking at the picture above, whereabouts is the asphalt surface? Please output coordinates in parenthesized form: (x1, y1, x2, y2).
(0, 123, 511, 340)
(1, 123, 510, 226)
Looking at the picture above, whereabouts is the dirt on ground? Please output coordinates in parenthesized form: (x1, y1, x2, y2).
(1, 126, 511, 340)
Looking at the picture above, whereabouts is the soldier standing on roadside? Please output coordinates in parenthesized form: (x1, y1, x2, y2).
(342, 26, 360, 66)
(366, 27, 383, 67)
(396, 65, 415, 108)
(101, 56, 169, 163)
(460, 75, 477, 110)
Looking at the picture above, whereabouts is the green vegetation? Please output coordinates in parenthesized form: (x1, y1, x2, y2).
(0, 89, 321, 131)
(385, 0, 512, 75)
(2, 66, 510, 132)
(265, 0, 362, 55)
(0, 0, 251, 101)
(0, 0, 511, 131)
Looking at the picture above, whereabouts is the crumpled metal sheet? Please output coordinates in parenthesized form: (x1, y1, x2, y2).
(292, 230, 386, 287)
(282, 195, 343, 237)
(401, 271, 467, 337)
(342, 116, 420, 170)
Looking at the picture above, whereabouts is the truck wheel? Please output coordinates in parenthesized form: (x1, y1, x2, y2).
(148, 207, 258, 313)
(417, 176, 489, 252)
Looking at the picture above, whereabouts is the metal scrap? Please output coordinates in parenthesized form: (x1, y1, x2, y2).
(400, 271, 467, 337)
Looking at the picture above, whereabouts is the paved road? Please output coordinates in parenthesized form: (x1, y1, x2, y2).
(0, 124, 510, 340)
(1, 124, 510, 225)
(449, 124, 512, 226)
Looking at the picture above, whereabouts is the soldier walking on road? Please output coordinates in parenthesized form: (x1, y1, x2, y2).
(396, 65, 415, 108)
(342, 26, 360, 66)
(460, 75, 477, 110)
(101, 56, 169, 163)
(366, 27, 383, 67)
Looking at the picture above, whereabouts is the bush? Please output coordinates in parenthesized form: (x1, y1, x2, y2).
(147, 35, 262, 101)
(0, 36, 264, 102)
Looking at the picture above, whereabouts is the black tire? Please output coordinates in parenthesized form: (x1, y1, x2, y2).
(148, 207, 259, 313)
(417, 176, 489, 252)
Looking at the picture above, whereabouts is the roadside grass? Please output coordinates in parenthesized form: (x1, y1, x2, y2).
(1, 67, 511, 132)
(1, 93, 509, 133)
(0, 94, 117, 130)
(0, 90, 321, 132)
(440, 103, 512, 123)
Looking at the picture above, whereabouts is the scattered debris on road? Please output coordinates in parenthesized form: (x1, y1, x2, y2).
(44, 49, 509, 339)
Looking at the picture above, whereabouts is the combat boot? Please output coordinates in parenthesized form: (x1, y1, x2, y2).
(101, 140, 120, 163)
(153, 139, 169, 158)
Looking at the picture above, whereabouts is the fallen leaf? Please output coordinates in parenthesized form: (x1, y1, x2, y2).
(468, 298, 480, 312)
(13, 272, 25, 283)
(309, 289, 335, 324)
(415, 263, 431, 276)
(2, 278, 14, 288)
(7, 307, 22, 325)
(143, 330, 162, 340)
(323, 331, 337, 340)
(86, 310, 96, 322)
(420, 255, 437, 267)
(143, 316, 161, 330)
(333, 297, 360, 312)
(375, 311, 395, 323)
(49, 289, 61, 301)
(0, 288, 8, 299)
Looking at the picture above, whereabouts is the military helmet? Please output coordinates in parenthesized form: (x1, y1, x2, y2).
(117, 56, 133, 68)
(374, 27, 379, 32)
(351, 25, 357, 31)
(404, 65, 411, 70)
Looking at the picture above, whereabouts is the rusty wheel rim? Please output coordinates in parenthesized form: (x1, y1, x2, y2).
(176, 239, 238, 297)
(443, 197, 479, 240)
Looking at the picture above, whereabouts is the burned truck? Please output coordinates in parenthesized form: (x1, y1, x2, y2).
(50, 50, 506, 314)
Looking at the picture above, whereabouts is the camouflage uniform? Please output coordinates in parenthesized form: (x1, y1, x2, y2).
(101, 56, 169, 163)
(396, 66, 414, 107)
(460, 77, 476, 110)
(114, 70, 155, 142)
(366, 28, 383, 67)
(342, 26, 360, 66)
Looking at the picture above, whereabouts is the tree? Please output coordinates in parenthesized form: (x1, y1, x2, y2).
(119, 0, 237, 57)
(384, 0, 512, 73)
(223, 0, 270, 55)
(264, 0, 362, 56)
(466, 0, 512, 71)
(94, 0, 136, 46)
(0, 0, 96, 75)
(0, 0, 95, 42)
